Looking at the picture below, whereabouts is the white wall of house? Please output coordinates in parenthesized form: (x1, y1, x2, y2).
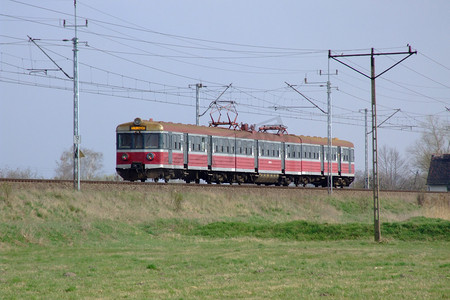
(428, 185, 448, 192)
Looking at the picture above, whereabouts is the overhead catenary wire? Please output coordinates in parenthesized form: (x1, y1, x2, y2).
(1, 1, 448, 136)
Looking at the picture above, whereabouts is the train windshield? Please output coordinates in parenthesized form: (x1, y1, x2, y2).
(117, 133, 160, 149)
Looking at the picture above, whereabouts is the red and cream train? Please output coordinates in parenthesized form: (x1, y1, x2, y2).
(116, 118, 355, 187)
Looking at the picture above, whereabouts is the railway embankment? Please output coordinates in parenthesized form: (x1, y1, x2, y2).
(1, 179, 448, 223)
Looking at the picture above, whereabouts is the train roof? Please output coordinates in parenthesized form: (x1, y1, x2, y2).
(116, 118, 354, 148)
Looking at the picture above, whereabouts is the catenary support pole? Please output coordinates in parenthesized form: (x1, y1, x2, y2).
(370, 48, 381, 241)
(329, 46, 416, 242)
(65, 0, 87, 191)
(195, 83, 203, 126)
(73, 0, 80, 191)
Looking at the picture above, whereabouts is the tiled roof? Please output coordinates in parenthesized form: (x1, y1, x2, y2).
(426, 154, 450, 185)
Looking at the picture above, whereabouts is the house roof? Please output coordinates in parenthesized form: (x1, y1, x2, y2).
(426, 154, 450, 186)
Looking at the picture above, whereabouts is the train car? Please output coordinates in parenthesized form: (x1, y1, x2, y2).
(116, 117, 355, 187)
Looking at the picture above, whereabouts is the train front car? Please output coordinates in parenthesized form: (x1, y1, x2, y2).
(116, 118, 168, 182)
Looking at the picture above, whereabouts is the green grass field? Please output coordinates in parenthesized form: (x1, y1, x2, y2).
(0, 183, 449, 299)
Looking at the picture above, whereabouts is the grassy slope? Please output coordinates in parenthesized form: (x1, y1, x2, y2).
(0, 183, 449, 245)
(0, 184, 449, 299)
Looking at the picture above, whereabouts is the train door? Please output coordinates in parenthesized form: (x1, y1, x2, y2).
(234, 136, 237, 172)
(254, 139, 259, 172)
(349, 148, 354, 173)
(281, 142, 286, 173)
(207, 135, 212, 170)
(183, 133, 189, 169)
(168, 132, 173, 164)
(320, 145, 325, 175)
(337, 146, 342, 175)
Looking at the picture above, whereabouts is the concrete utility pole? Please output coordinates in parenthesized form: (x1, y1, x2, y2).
(320, 62, 338, 195)
(189, 83, 204, 126)
(329, 46, 416, 242)
(305, 67, 338, 195)
(64, 0, 87, 191)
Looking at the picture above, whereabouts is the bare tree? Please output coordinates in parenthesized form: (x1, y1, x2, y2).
(351, 170, 367, 189)
(0, 167, 40, 179)
(409, 116, 450, 184)
(378, 145, 409, 190)
(55, 147, 104, 180)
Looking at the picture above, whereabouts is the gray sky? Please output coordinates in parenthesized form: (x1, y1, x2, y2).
(1, 0, 449, 178)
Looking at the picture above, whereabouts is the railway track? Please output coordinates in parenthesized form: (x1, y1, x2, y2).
(0, 177, 431, 194)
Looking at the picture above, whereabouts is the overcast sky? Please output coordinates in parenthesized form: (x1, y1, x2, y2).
(1, 0, 449, 178)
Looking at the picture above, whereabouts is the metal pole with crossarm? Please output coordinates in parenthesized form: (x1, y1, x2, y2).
(329, 46, 416, 242)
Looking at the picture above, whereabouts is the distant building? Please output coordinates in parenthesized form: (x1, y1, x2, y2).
(426, 154, 450, 192)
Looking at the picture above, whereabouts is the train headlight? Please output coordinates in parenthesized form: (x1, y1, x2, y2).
(134, 118, 142, 126)
(121, 153, 129, 161)
(146, 153, 155, 161)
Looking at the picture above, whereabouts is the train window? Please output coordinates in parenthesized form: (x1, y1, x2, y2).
(174, 135, 182, 150)
(117, 133, 132, 149)
(159, 133, 166, 149)
(178, 136, 182, 150)
(117, 133, 160, 149)
(189, 136, 205, 152)
(144, 134, 159, 149)
(343, 149, 349, 161)
(191, 136, 196, 152)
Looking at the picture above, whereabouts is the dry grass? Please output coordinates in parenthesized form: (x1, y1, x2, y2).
(1, 182, 448, 226)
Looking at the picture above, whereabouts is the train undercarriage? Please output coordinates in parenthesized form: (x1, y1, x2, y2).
(116, 165, 354, 188)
